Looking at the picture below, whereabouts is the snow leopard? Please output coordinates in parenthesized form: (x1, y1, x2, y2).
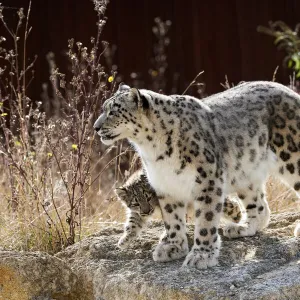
(94, 81, 300, 269)
(115, 169, 242, 248)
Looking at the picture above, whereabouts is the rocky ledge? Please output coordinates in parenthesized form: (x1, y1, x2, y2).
(1, 212, 300, 300)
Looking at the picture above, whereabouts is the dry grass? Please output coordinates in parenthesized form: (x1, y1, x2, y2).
(267, 177, 300, 213)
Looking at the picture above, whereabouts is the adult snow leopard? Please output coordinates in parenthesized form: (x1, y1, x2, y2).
(94, 82, 300, 269)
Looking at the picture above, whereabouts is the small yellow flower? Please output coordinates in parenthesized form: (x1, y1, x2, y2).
(15, 141, 21, 147)
(108, 76, 114, 83)
(151, 70, 158, 77)
(1, 113, 7, 117)
(71, 144, 78, 150)
(47, 152, 53, 157)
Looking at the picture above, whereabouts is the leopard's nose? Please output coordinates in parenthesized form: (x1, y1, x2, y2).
(94, 114, 105, 132)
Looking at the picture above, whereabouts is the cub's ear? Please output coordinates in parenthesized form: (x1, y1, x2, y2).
(114, 187, 127, 199)
(129, 88, 149, 110)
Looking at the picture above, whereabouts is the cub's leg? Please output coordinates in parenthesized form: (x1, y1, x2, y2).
(118, 211, 149, 248)
(153, 198, 189, 261)
(183, 177, 224, 269)
(223, 184, 270, 238)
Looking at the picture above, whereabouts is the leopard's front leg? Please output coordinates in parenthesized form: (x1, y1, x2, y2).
(153, 197, 189, 262)
(183, 175, 224, 269)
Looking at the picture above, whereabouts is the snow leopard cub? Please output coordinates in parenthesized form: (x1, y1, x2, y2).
(115, 169, 242, 248)
(115, 169, 159, 248)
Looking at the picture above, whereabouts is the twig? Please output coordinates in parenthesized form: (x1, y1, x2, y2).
(220, 75, 231, 90)
(182, 71, 204, 95)
(272, 66, 279, 82)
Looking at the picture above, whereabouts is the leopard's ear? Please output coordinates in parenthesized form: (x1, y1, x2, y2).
(129, 88, 149, 110)
(118, 82, 130, 93)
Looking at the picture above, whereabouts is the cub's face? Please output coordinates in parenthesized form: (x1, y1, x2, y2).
(93, 84, 150, 145)
(115, 187, 154, 216)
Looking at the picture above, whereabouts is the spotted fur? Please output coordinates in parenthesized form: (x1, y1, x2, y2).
(94, 81, 300, 269)
(115, 169, 242, 248)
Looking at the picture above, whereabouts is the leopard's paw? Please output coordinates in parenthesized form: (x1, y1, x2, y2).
(153, 240, 189, 262)
(294, 223, 300, 237)
(182, 247, 218, 269)
(223, 223, 256, 239)
(117, 233, 136, 249)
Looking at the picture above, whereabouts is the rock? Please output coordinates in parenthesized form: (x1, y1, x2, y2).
(0, 251, 90, 300)
(1, 212, 300, 299)
(56, 212, 300, 300)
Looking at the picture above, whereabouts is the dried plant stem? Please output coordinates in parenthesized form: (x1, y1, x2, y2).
(182, 71, 204, 95)
(272, 65, 279, 82)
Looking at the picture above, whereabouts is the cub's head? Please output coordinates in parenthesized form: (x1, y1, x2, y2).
(114, 186, 154, 216)
(93, 83, 150, 145)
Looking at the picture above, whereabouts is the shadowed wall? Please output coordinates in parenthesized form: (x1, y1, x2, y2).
(1, 0, 300, 101)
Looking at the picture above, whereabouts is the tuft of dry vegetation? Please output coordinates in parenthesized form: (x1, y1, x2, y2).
(0, 0, 131, 253)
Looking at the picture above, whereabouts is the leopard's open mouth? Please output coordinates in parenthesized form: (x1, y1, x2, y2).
(100, 132, 120, 141)
(98, 132, 120, 144)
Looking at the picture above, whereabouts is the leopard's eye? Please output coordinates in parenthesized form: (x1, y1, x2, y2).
(102, 102, 112, 116)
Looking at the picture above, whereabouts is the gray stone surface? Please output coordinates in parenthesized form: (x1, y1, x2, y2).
(56, 212, 300, 300)
(1, 212, 300, 299)
(0, 251, 90, 300)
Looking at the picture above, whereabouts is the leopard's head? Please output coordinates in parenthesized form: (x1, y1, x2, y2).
(93, 83, 150, 145)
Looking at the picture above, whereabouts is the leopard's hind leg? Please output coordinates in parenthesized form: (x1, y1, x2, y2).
(274, 154, 300, 237)
(270, 116, 300, 237)
(223, 184, 270, 238)
(222, 195, 243, 224)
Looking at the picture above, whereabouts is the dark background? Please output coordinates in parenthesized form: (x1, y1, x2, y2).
(1, 0, 300, 101)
